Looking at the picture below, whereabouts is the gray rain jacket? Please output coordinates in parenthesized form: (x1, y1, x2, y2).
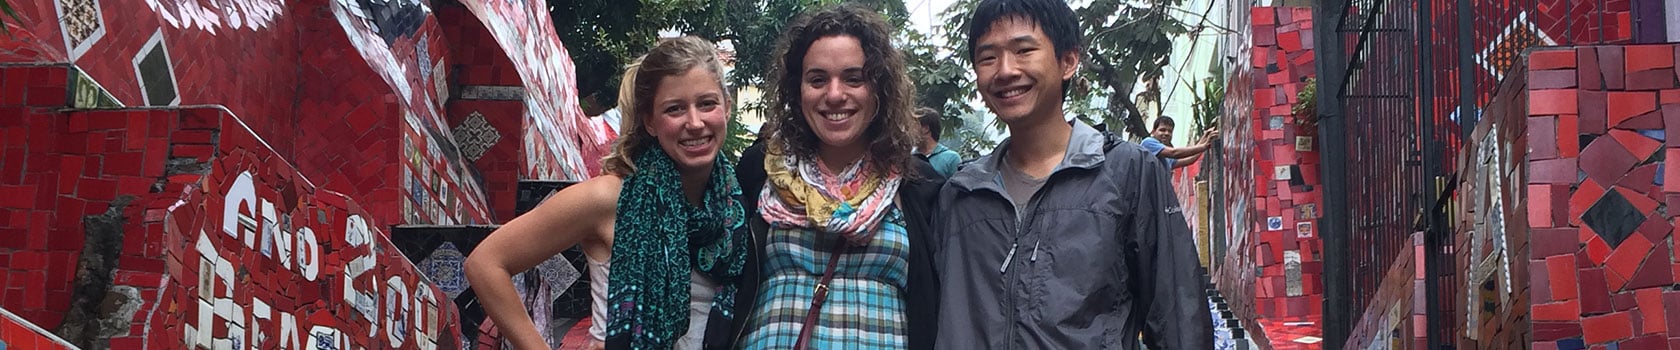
(932, 122, 1213, 349)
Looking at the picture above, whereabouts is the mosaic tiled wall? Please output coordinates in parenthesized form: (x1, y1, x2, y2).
(1215, 5, 1325, 322)
(1342, 233, 1426, 350)
(1451, 56, 1533, 349)
(1212, 0, 1263, 346)
(0, 0, 617, 347)
(0, 307, 77, 350)
(1525, 43, 1680, 349)
(0, 0, 612, 227)
(1210, 5, 1328, 348)
(0, 67, 464, 348)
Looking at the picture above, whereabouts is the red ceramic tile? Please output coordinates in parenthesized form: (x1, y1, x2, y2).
(1531, 116, 1561, 159)
(1561, 114, 1582, 157)
(1609, 92, 1657, 127)
(1583, 311, 1634, 344)
(1609, 130, 1662, 160)
(1532, 69, 1580, 89)
(1533, 49, 1580, 70)
(1536, 321, 1585, 342)
(1533, 89, 1582, 116)
(1616, 110, 1665, 130)
(1583, 91, 1610, 135)
(1613, 291, 1637, 312)
(1626, 69, 1677, 91)
(1581, 137, 1640, 186)
(1550, 254, 1582, 300)
(1636, 213, 1672, 243)
(1533, 260, 1556, 303)
(1619, 334, 1665, 349)
(1607, 234, 1655, 286)
(1626, 45, 1676, 72)
(1617, 187, 1661, 215)
(1668, 150, 1680, 194)
(1574, 180, 1610, 225)
(1617, 164, 1661, 196)
(1626, 245, 1673, 290)
(1605, 46, 1628, 90)
(1532, 184, 1562, 228)
(1535, 228, 1585, 258)
(1252, 7, 1276, 25)
(1663, 89, 1680, 104)
(1536, 299, 1584, 321)
(1532, 158, 1581, 184)
(1584, 267, 1615, 314)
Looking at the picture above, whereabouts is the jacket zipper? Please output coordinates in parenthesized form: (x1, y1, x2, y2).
(1001, 178, 1053, 348)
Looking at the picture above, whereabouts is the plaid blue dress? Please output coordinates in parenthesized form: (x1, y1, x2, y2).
(742, 206, 910, 348)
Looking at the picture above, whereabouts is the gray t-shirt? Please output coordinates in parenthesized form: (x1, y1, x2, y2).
(999, 156, 1048, 219)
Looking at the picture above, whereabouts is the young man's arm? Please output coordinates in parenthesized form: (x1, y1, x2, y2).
(1171, 152, 1202, 169)
(1130, 156, 1214, 349)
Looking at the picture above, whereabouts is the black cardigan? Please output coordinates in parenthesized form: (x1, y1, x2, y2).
(708, 141, 944, 350)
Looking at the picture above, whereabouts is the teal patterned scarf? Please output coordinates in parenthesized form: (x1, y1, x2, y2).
(605, 147, 750, 348)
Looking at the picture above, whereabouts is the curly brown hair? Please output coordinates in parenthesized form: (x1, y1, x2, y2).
(763, 4, 920, 176)
(600, 36, 728, 176)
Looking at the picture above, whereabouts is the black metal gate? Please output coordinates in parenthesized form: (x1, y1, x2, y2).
(1314, 0, 1663, 347)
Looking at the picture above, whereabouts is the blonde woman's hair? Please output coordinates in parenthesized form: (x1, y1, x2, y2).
(600, 36, 729, 176)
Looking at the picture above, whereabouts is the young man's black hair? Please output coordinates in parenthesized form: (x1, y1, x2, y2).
(917, 107, 943, 142)
(1154, 115, 1176, 129)
(965, 0, 1081, 98)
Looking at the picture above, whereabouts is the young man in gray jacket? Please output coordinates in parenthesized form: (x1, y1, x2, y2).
(932, 0, 1214, 348)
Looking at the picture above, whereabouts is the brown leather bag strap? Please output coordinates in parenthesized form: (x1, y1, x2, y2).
(793, 237, 849, 350)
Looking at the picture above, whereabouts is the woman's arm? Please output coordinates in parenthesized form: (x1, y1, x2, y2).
(465, 176, 622, 350)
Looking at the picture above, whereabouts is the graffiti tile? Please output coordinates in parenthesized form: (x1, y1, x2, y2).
(1534, 49, 1580, 70)
(1583, 311, 1633, 343)
(1532, 69, 1580, 89)
(1610, 92, 1657, 127)
(1582, 91, 1609, 135)
(1625, 45, 1676, 72)
(1581, 137, 1640, 186)
(1532, 89, 1581, 116)
(1626, 69, 1677, 91)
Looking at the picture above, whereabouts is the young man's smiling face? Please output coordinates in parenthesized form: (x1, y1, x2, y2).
(971, 16, 1079, 127)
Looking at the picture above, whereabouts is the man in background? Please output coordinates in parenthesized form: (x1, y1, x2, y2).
(917, 107, 962, 177)
(1140, 116, 1218, 170)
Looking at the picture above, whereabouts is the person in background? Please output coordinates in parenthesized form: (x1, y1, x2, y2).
(1140, 116, 1219, 170)
(465, 36, 753, 350)
(915, 107, 962, 178)
(931, 0, 1214, 348)
(736, 4, 944, 349)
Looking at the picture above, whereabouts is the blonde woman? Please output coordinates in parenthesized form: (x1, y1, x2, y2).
(465, 36, 753, 350)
